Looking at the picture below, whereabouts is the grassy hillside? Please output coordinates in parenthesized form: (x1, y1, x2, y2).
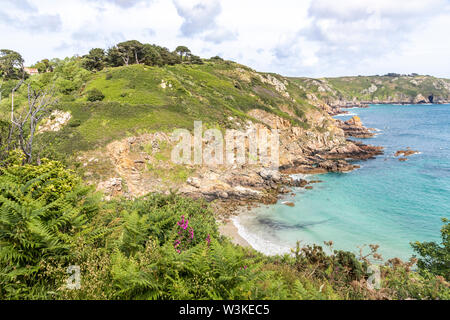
(3, 57, 449, 160)
(1, 58, 325, 160)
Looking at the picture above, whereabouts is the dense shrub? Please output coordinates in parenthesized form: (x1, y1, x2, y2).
(69, 119, 82, 127)
(0, 120, 12, 163)
(87, 88, 105, 102)
(411, 218, 450, 280)
(0, 158, 100, 298)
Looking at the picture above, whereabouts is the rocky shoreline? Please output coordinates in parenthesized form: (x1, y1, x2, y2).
(335, 115, 376, 138)
(80, 103, 383, 224)
(331, 98, 450, 109)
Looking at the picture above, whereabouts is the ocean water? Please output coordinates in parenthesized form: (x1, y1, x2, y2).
(234, 104, 450, 260)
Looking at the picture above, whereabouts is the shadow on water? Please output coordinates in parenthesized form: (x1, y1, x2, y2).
(256, 217, 331, 230)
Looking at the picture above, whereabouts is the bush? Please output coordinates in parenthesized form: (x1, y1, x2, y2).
(69, 119, 82, 127)
(87, 88, 105, 102)
(411, 218, 450, 280)
(0, 120, 12, 164)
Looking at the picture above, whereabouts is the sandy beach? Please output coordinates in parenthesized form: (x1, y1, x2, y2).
(218, 220, 251, 248)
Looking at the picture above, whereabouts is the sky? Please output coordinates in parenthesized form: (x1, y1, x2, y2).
(1, 0, 449, 78)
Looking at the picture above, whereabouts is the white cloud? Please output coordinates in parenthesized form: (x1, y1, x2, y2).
(0, 0, 449, 78)
(173, 0, 221, 37)
(0, 1, 62, 33)
(277, 0, 450, 76)
(87, 0, 152, 9)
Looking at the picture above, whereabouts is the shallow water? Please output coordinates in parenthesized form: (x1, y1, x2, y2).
(235, 104, 450, 260)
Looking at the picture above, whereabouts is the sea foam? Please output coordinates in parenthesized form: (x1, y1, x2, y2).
(232, 216, 292, 256)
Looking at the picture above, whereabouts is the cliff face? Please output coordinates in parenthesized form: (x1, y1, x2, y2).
(290, 75, 450, 107)
(77, 106, 381, 207)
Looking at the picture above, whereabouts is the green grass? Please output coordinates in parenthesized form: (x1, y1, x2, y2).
(37, 102, 195, 156)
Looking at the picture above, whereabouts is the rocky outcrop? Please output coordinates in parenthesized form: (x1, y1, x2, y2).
(335, 116, 375, 138)
(96, 178, 123, 201)
(413, 94, 429, 104)
(38, 110, 71, 133)
(88, 107, 382, 212)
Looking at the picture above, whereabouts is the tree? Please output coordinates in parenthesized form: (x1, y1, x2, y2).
(0, 120, 12, 163)
(157, 46, 181, 65)
(106, 47, 123, 67)
(141, 44, 163, 66)
(104, 42, 182, 68)
(175, 46, 191, 61)
(116, 40, 144, 66)
(210, 56, 223, 61)
(0, 49, 25, 80)
(411, 218, 450, 280)
(32, 59, 53, 73)
(188, 54, 204, 65)
(82, 48, 106, 71)
(0, 77, 4, 103)
(10, 83, 58, 163)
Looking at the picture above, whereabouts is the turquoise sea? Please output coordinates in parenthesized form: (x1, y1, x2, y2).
(234, 104, 450, 260)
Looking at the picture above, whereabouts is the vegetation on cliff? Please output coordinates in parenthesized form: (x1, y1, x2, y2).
(291, 75, 450, 105)
(0, 155, 448, 299)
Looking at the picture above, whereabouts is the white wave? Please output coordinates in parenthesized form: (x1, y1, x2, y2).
(334, 112, 358, 117)
(231, 216, 292, 256)
(290, 173, 310, 180)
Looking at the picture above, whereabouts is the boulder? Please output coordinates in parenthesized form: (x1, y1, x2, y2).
(258, 168, 281, 182)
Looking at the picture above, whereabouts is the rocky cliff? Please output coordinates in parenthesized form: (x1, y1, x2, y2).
(290, 75, 450, 107)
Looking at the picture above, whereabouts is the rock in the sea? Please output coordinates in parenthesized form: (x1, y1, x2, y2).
(335, 116, 375, 138)
(305, 186, 313, 190)
(399, 158, 408, 162)
(282, 201, 295, 207)
(395, 149, 419, 157)
(289, 178, 308, 187)
(346, 115, 363, 126)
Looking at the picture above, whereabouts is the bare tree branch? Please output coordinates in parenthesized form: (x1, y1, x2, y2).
(10, 82, 58, 163)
